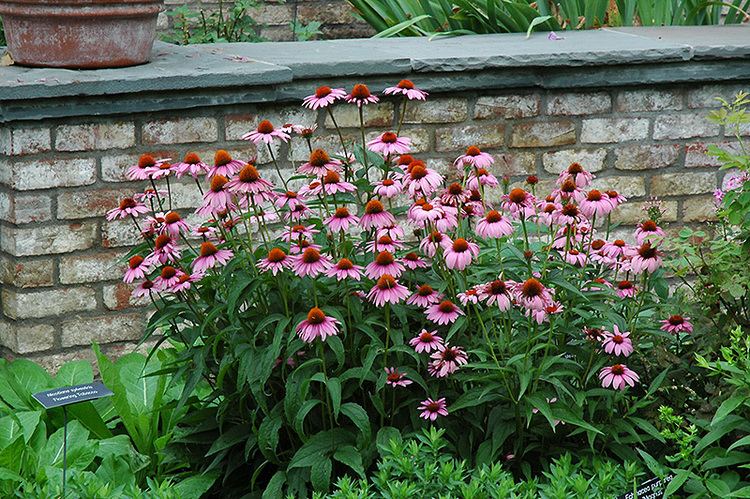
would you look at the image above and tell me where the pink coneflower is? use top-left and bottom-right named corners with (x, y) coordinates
top-left (563, 249), bottom-right (587, 267)
top-left (360, 200), bottom-right (396, 229)
top-left (296, 307), bottom-right (340, 343)
top-left (196, 175), bottom-right (237, 217)
top-left (555, 203), bottom-right (583, 226)
top-left (256, 248), bottom-right (292, 275)
top-left (407, 284), bottom-right (442, 308)
top-left (635, 220), bottom-right (666, 245)
top-left (660, 315), bottom-right (693, 334)
top-left (502, 188), bottom-right (536, 219)
top-left (373, 177), bottom-right (403, 198)
top-left (174, 152), bottom-right (210, 179)
top-left (418, 397), bottom-right (448, 421)
top-left (149, 160), bottom-right (176, 180)
top-left (602, 239), bottom-right (629, 259)
top-left (444, 238), bottom-right (479, 271)
top-left (458, 288), bottom-right (481, 306)
top-left (599, 364), bottom-right (640, 390)
top-left (303, 85), bottom-right (347, 109)
top-left (127, 154), bottom-right (169, 181)
top-left (425, 300), bottom-right (464, 325)
top-left (402, 252), bottom-right (428, 270)
top-left (602, 325), bottom-right (633, 357)
top-left (172, 271), bottom-right (205, 293)
top-left (208, 150), bottom-right (244, 178)
top-left (284, 224), bottom-right (319, 242)
top-left (367, 132), bottom-right (411, 156)
top-left (289, 240), bottom-right (321, 255)
top-left (106, 197), bottom-right (149, 221)
top-left (161, 211), bottom-right (191, 237)
top-left (324, 207), bottom-right (359, 233)
top-left (616, 280), bottom-right (637, 298)
top-left (419, 231), bottom-right (452, 258)
top-left (409, 329), bottom-right (444, 353)
top-left (192, 241), bottom-right (234, 272)
top-left (405, 163), bottom-right (444, 197)
top-left (580, 190), bottom-right (614, 218)
top-left (321, 170), bottom-right (356, 195)
top-left (154, 266), bottom-right (182, 291)
top-left (298, 149), bottom-right (343, 177)
top-left (466, 168), bottom-right (499, 190)
top-left (454, 145), bottom-right (495, 169)
top-left (366, 235), bottom-right (403, 253)
top-left (152, 234), bottom-right (181, 264)
top-left (514, 278), bottom-right (554, 310)
top-left (325, 258), bottom-right (363, 281)
top-left (606, 189), bottom-right (627, 206)
top-left (132, 279), bottom-right (156, 299)
top-left (293, 248), bottom-right (332, 278)
top-left (377, 223), bottom-right (405, 240)
top-left (135, 188), bottom-right (166, 203)
top-left (285, 203), bottom-right (312, 222)
top-left (365, 251), bottom-right (404, 279)
top-left (227, 163), bottom-right (274, 197)
top-left (476, 210), bottom-right (514, 239)
top-left (629, 243), bottom-right (662, 274)
top-left (429, 344), bottom-right (468, 377)
top-left (192, 225), bottom-right (219, 241)
top-left (434, 206), bottom-right (459, 233)
top-left (275, 190), bottom-right (306, 210)
top-left (367, 274), bottom-right (410, 307)
top-left (441, 182), bottom-right (470, 206)
top-left (385, 367), bottom-right (413, 387)
top-left (242, 119), bottom-right (290, 145)
top-left (345, 83), bottom-right (379, 107)
top-left (528, 301), bottom-right (564, 324)
top-left (557, 162), bottom-right (594, 188)
top-left (537, 201), bottom-right (560, 227)
top-left (553, 178), bottom-right (586, 204)
top-left (384, 79), bottom-right (428, 100)
top-left (480, 280), bottom-right (512, 311)
top-left (409, 200), bottom-right (444, 224)
top-left (124, 255), bottom-right (152, 283)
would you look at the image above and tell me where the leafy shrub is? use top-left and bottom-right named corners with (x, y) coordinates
top-left (0, 349), bottom-right (213, 497)
top-left (323, 427), bottom-right (645, 498)
top-left (347, 0), bottom-right (750, 38)
top-left (111, 79), bottom-right (687, 496)
top-left (670, 92), bottom-right (750, 332)
top-left (161, 0), bottom-right (263, 45)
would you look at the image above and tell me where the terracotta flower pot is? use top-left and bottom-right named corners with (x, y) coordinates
top-left (0, 0), bottom-right (164, 69)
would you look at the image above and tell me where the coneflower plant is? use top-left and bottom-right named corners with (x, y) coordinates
top-left (109, 79), bottom-right (687, 496)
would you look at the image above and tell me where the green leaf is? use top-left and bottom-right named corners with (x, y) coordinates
top-left (310, 457), bottom-right (333, 492)
top-left (376, 426), bottom-right (401, 456)
top-left (261, 471), bottom-right (286, 499)
top-left (712, 390), bottom-right (749, 425)
top-left (327, 377), bottom-right (342, 419)
top-left (665, 468), bottom-right (693, 497)
top-left (258, 411), bottom-right (283, 463)
top-left (526, 15), bottom-right (552, 37)
top-left (340, 402), bottom-right (371, 439)
top-left (289, 429), bottom-right (352, 469)
top-left (293, 399), bottom-right (322, 438)
top-left (333, 445), bottom-right (365, 478)
top-left (172, 471), bottom-right (219, 499)
top-left (54, 361), bottom-right (94, 387)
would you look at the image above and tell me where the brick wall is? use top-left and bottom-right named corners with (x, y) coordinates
top-left (158, 0), bottom-right (375, 41)
top-left (1, 80), bottom-right (744, 369)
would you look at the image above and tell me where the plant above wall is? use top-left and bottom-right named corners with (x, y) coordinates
top-left (346, 0), bottom-right (750, 38)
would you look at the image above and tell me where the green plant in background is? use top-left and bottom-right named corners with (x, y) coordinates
top-left (0, 17), bottom-right (5, 46)
top-left (0, 349), bottom-right (213, 498)
top-left (322, 427), bottom-right (645, 498)
top-left (347, 0), bottom-right (750, 38)
top-left (648, 327), bottom-right (750, 498)
top-left (670, 92), bottom-right (750, 331)
top-left (292, 20), bottom-right (324, 41)
top-left (162, 0), bottom-right (263, 45)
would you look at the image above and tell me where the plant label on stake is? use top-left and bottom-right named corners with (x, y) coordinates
top-left (33, 382), bottom-right (114, 497)
top-left (618, 474), bottom-right (675, 499)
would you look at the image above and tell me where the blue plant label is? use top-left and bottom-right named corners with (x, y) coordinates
top-left (618, 474), bottom-right (674, 499)
top-left (32, 381), bottom-right (114, 409)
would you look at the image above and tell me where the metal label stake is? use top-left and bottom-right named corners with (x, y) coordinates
top-left (33, 382), bottom-right (114, 497)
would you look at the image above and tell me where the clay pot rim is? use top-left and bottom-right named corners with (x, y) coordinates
top-left (0, 0), bottom-right (163, 17)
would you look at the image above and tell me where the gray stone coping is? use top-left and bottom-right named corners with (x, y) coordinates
top-left (1, 26), bottom-right (749, 122)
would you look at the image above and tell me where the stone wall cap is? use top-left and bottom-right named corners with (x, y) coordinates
top-left (2, 26), bottom-right (750, 121)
